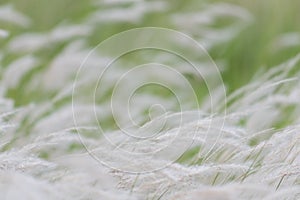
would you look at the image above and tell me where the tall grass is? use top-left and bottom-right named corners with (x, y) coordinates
top-left (0, 1), bottom-right (299, 199)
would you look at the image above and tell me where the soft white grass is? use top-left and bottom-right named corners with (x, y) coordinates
top-left (0, 2), bottom-right (299, 200)
top-left (0, 4), bottom-right (31, 27)
top-left (0, 29), bottom-right (9, 38)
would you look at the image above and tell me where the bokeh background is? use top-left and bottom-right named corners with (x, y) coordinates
top-left (1, 0), bottom-right (300, 92)
top-left (1, 0), bottom-right (300, 132)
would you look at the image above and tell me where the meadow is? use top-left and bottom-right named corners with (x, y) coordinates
top-left (0, 0), bottom-right (299, 199)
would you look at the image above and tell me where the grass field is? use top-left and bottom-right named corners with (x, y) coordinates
top-left (0, 1), bottom-right (300, 199)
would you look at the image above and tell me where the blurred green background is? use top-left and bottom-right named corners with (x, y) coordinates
top-left (1, 0), bottom-right (300, 93)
